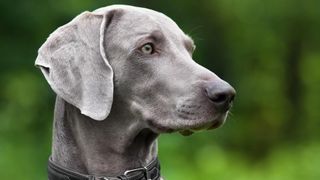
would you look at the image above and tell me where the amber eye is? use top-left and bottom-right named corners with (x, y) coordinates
top-left (140, 43), bottom-right (154, 54)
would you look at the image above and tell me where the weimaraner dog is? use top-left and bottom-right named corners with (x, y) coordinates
top-left (36, 5), bottom-right (235, 180)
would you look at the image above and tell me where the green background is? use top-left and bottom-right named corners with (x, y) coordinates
top-left (1, 0), bottom-right (319, 179)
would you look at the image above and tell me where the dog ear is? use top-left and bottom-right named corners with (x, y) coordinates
top-left (35, 9), bottom-right (120, 121)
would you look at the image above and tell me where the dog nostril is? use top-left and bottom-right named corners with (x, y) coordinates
top-left (208, 91), bottom-right (235, 105)
top-left (210, 93), bottom-right (228, 104)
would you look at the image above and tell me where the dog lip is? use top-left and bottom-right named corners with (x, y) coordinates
top-left (207, 119), bottom-right (224, 130)
top-left (179, 130), bottom-right (194, 136)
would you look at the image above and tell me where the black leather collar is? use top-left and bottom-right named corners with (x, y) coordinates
top-left (48, 156), bottom-right (161, 180)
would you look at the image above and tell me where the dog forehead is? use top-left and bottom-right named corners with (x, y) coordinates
top-left (95, 5), bottom-right (186, 39)
top-left (94, 5), bottom-right (173, 23)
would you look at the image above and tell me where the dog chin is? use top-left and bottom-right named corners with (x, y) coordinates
top-left (179, 114), bottom-right (227, 136)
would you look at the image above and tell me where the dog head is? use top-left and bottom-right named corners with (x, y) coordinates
top-left (36, 5), bottom-right (235, 135)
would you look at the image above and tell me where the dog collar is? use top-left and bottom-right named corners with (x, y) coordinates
top-left (48, 156), bottom-right (161, 180)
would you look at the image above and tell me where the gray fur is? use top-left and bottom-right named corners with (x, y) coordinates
top-left (35, 5), bottom-right (235, 178)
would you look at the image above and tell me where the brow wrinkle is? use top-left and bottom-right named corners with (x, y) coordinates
top-left (148, 30), bottom-right (164, 43)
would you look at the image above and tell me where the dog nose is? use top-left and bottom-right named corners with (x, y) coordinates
top-left (205, 81), bottom-right (236, 112)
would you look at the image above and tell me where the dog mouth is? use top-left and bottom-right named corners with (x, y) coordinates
top-left (145, 104), bottom-right (229, 135)
top-left (175, 102), bottom-right (228, 136)
top-left (179, 116), bottom-right (226, 136)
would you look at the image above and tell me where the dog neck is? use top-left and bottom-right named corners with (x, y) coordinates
top-left (51, 96), bottom-right (159, 176)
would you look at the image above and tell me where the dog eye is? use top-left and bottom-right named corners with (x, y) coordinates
top-left (140, 43), bottom-right (154, 54)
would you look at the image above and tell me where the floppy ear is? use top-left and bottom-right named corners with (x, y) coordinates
top-left (35, 10), bottom-right (118, 121)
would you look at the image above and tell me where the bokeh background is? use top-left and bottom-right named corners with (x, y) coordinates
top-left (1, 0), bottom-right (319, 179)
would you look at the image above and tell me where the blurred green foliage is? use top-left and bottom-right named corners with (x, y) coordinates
top-left (0, 0), bottom-right (319, 179)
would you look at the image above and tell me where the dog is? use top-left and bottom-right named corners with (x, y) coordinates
top-left (35, 5), bottom-right (235, 180)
